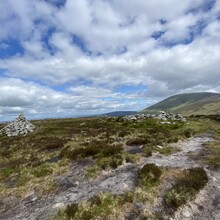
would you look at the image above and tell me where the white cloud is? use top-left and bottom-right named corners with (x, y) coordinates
top-left (0, 77), bottom-right (146, 121)
top-left (0, 0), bottom-right (220, 120)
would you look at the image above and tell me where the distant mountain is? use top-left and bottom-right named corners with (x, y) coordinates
top-left (142, 92), bottom-right (220, 116)
top-left (98, 111), bottom-right (137, 117)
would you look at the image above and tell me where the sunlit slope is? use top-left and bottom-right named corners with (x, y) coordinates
top-left (142, 92), bottom-right (220, 116)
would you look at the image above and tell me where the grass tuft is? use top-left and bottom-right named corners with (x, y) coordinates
top-left (137, 163), bottom-right (162, 188)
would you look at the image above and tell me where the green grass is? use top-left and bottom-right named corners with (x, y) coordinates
top-left (64, 142), bottom-right (123, 160)
top-left (54, 193), bottom-right (119, 220)
top-left (85, 153), bottom-right (139, 178)
top-left (203, 142), bottom-right (220, 168)
top-left (0, 167), bottom-right (20, 180)
top-left (0, 115), bottom-right (216, 204)
top-left (142, 92), bottom-right (220, 116)
top-left (32, 164), bottom-right (54, 178)
top-left (54, 192), bottom-right (146, 220)
top-left (195, 115), bottom-right (220, 168)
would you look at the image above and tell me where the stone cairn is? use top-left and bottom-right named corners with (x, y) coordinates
top-left (0, 113), bottom-right (35, 137)
top-left (122, 111), bottom-right (186, 123)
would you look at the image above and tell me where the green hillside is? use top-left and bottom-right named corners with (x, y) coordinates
top-left (142, 92), bottom-right (220, 116)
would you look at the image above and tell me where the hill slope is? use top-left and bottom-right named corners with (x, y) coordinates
top-left (142, 92), bottom-right (220, 116)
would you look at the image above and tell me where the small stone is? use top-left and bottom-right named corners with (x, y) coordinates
top-left (52, 203), bottom-right (65, 209)
top-left (157, 145), bottom-right (163, 149)
top-left (182, 210), bottom-right (191, 218)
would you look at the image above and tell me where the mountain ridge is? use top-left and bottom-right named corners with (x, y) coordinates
top-left (142, 92), bottom-right (220, 116)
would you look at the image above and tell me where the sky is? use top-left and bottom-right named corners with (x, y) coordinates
top-left (0, 0), bottom-right (220, 121)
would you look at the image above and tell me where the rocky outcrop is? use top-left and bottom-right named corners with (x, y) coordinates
top-left (0, 114), bottom-right (35, 137)
top-left (122, 111), bottom-right (186, 122)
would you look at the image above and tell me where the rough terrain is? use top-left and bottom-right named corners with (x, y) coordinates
top-left (0, 133), bottom-right (219, 220)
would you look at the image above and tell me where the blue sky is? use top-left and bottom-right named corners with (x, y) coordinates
top-left (0, 0), bottom-right (220, 121)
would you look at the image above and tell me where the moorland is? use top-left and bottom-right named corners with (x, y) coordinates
top-left (0, 114), bottom-right (220, 219)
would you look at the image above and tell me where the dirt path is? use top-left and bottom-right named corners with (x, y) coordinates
top-left (143, 134), bottom-right (213, 169)
top-left (0, 134), bottom-right (219, 220)
top-left (146, 134), bottom-right (220, 220)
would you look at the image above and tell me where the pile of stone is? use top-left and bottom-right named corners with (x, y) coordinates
top-left (122, 111), bottom-right (186, 122)
top-left (157, 111), bottom-right (186, 122)
top-left (123, 114), bottom-right (155, 121)
top-left (0, 113), bottom-right (35, 137)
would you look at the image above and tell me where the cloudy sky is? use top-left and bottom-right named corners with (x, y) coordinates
top-left (0, 0), bottom-right (220, 121)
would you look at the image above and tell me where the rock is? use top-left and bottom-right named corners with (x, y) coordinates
top-left (122, 111), bottom-right (186, 122)
top-left (52, 203), bottom-right (65, 209)
top-left (161, 121), bottom-right (171, 125)
top-left (157, 145), bottom-right (163, 149)
top-left (0, 113), bottom-right (35, 137)
top-left (23, 190), bottom-right (38, 204)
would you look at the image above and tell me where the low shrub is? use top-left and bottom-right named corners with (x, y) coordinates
top-left (65, 203), bottom-right (79, 219)
top-left (0, 167), bottom-right (19, 180)
top-left (143, 148), bottom-right (153, 157)
top-left (206, 156), bottom-right (220, 168)
top-left (137, 163), bottom-right (162, 187)
top-left (204, 142), bottom-right (220, 168)
top-left (118, 191), bottom-right (134, 206)
top-left (118, 130), bottom-right (130, 137)
top-left (157, 146), bottom-right (180, 155)
top-left (97, 155), bottom-right (123, 170)
top-left (167, 137), bottom-right (179, 143)
top-left (57, 193), bottom-right (117, 220)
top-left (32, 164), bottom-right (53, 178)
top-left (165, 167), bottom-right (208, 210)
top-left (67, 143), bottom-right (123, 160)
top-left (183, 129), bottom-right (193, 138)
top-left (16, 173), bottom-right (32, 186)
top-left (89, 195), bottom-right (102, 206)
top-left (124, 154), bottom-right (139, 163)
top-left (34, 137), bottom-right (65, 151)
top-left (126, 138), bottom-right (148, 146)
top-left (85, 165), bottom-right (101, 178)
top-left (44, 141), bottom-right (64, 151)
top-left (109, 157), bottom-right (123, 169)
